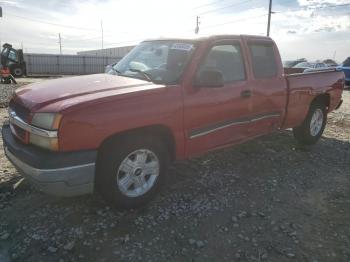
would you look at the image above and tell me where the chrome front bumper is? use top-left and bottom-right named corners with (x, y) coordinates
top-left (5, 147), bottom-right (95, 196)
top-left (2, 124), bottom-right (96, 197)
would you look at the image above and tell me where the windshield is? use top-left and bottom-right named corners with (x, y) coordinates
top-left (109, 40), bottom-right (196, 84)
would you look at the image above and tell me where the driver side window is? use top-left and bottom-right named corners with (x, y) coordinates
top-left (198, 44), bottom-right (246, 83)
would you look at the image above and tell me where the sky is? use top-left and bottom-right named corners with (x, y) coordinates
top-left (0, 0), bottom-right (349, 62)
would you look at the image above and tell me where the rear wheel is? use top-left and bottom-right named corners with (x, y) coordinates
top-left (96, 135), bottom-right (169, 209)
top-left (293, 101), bottom-right (327, 145)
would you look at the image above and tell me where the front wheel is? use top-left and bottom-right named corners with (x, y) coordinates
top-left (293, 101), bottom-right (327, 145)
top-left (96, 135), bottom-right (169, 209)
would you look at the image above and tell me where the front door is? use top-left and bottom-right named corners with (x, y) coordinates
top-left (184, 39), bottom-right (253, 156)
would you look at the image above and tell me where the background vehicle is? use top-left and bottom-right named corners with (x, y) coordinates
top-left (285, 61), bottom-right (329, 74)
top-left (338, 57), bottom-right (350, 86)
top-left (2, 35), bottom-right (344, 208)
top-left (323, 59), bottom-right (338, 67)
top-left (283, 58), bottom-right (307, 68)
top-left (0, 43), bottom-right (26, 77)
top-left (303, 62), bottom-right (329, 72)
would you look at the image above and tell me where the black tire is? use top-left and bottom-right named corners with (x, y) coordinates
top-left (1, 78), bottom-right (11, 84)
top-left (345, 81), bottom-right (350, 88)
top-left (95, 135), bottom-right (169, 209)
top-left (292, 101), bottom-right (327, 145)
top-left (11, 67), bottom-right (24, 77)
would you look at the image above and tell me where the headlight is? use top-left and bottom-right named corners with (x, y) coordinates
top-left (31, 113), bottom-right (62, 130)
top-left (29, 113), bottom-right (62, 151)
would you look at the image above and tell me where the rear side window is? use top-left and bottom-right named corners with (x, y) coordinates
top-left (199, 44), bottom-right (246, 83)
top-left (249, 43), bottom-right (277, 78)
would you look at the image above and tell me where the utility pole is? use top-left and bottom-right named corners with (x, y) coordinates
top-left (101, 20), bottom-right (104, 49)
top-left (195, 16), bottom-right (200, 34)
top-left (267, 0), bottom-right (272, 37)
top-left (58, 33), bottom-right (62, 55)
top-left (0, 6), bottom-right (3, 49)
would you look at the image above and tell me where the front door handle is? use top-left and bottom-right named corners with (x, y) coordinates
top-left (240, 90), bottom-right (252, 98)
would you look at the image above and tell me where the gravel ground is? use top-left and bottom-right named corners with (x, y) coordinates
top-left (0, 82), bottom-right (349, 262)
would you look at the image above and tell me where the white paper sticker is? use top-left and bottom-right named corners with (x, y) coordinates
top-left (171, 43), bottom-right (193, 51)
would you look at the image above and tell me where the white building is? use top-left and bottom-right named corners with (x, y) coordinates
top-left (77, 45), bottom-right (135, 58)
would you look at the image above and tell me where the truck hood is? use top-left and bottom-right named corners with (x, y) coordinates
top-left (14, 74), bottom-right (158, 111)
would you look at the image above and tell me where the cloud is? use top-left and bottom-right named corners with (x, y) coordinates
top-left (273, 4), bottom-right (350, 35)
top-left (0, 0), bottom-right (349, 61)
top-left (297, 0), bottom-right (350, 7)
top-left (275, 30), bottom-right (350, 62)
top-left (0, 0), bottom-right (19, 5)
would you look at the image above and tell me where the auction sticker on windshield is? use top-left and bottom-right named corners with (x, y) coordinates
top-left (171, 43), bottom-right (193, 51)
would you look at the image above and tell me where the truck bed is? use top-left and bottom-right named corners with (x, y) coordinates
top-left (283, 69), bottom-right (344, 129)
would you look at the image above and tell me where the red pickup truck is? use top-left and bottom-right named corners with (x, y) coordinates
top-left (2, 35), bottom-right (344, 208)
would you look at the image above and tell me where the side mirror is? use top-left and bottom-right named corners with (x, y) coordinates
top-left (195, 70), bottom-right (224, 88)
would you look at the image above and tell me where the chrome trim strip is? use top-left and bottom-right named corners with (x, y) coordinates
top-left (189, 113), bottom-right (281, 139)
top-left (9, 109), bottom-right (58, 138)
top-left (190, 120), bottom-right (249, 139)
top-left (250, 113), bottom-right (281, 122)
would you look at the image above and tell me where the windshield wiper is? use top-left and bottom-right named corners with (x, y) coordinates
top-left (111, 68), bottom-right (122, 74)
top-left (128, 68), bottom-right (153, 82)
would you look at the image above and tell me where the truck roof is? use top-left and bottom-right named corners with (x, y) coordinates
top-left (143, 34), bottom-right (272, 43)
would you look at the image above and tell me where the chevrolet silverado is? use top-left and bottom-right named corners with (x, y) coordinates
top-left (2, 35), bottom-right (344, 208)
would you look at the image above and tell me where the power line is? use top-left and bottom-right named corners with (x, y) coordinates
top-left (192, 0), bottom-right (226, 10)
top-left (103, 38), bottom-right (144, 47)
top-left (193, 0), bottom-right (293, 13)
top-left (201, 13), bottom-right (268, 30)
top-left (97, 13), bottom-right (269, 47)
top-left (197, 0), bottom-right (254, 16)
top-left (6, 12), bottom-right (100, 31)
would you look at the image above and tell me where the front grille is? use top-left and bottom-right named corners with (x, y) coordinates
top-left (11, 124), bottom-right (27, 141)
top-left (8, 100), bottom-right (30, 143)
top-left (9, 100), bottom-right (30, 122)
